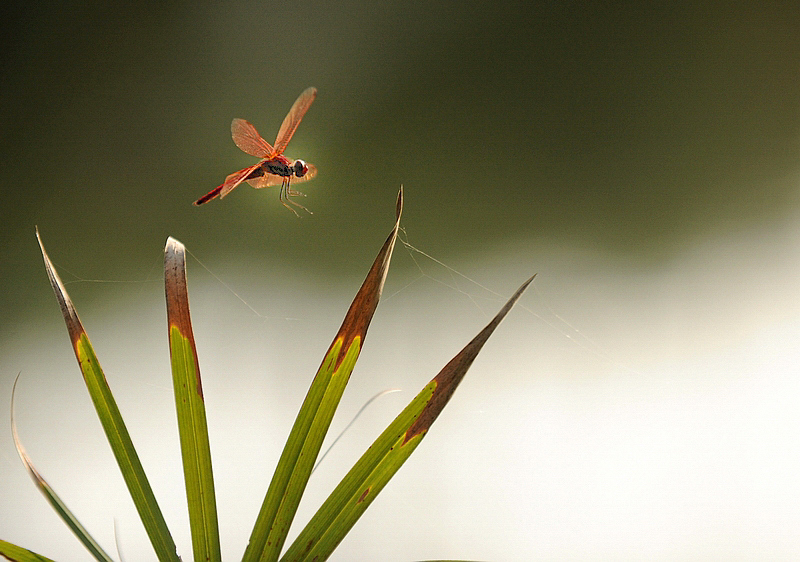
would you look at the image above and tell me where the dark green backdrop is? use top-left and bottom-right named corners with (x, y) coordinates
top-left (2, 1), bottom-right (797, 323)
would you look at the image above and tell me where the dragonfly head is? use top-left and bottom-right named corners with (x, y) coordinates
top-left (293, 159), bottom-right (309, 178)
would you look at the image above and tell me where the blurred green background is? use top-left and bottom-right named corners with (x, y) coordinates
top-left (2, 1), bottom-right (796, 320)
top-left (2, 1), bottom-right (799, 560)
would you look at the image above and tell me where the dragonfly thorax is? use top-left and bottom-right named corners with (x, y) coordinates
top-left (261, 158), bottom-right (292, 177)
top-left (260, 158), bottom-right (308, 179)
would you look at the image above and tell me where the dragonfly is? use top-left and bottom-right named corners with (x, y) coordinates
top-left (194, 87), bottom-right (317, 215)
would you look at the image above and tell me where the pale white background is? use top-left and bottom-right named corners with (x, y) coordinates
top-left (2, 203), bottom-right (799, 560)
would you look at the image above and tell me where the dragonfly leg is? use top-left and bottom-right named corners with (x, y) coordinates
top-left (279, 180), bottom-right (301, 217)
top-left (281, 179), bottom-right (313, 215)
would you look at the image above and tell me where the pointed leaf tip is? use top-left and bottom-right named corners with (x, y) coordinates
top-left (242, 197), bottom-right (403, 562)
top-left (11, 374), bottom-right (116, 562)
top-left (36, 229), bottom-right (84, 346)
top-left (404, 274), bottom-right (535, 443)
top-left (396, 186), bottom-right (403, 220)
top-left (10, 373), bottom-right (31, 473)
top-left (503, 274), bottom-right (536, 312)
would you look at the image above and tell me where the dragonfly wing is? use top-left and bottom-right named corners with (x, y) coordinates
top-left (231, 118), bottom-right (274, 158)
top-left (273, 87), bottom-right (317, 155)
top-left (219, 164), bottom-right (262, 198)
top-left (246, 174), bottom-right (284, 189)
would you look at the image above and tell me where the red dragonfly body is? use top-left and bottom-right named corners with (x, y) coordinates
top-left (194, 87), bottom-right (317, 214)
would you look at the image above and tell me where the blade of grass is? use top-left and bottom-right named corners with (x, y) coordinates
top-left (0, 540), bottom-right (56, 562)
top-left (165, 237), bottom-right (222, 562)
top-left (242, 188), bottom-right (404, 562)
top-left (10, 375), bottom-right (114, 562)
top-left (282, 276), bottom-right (535, 562)
top-left (36, 228), bottom-right (180, 562)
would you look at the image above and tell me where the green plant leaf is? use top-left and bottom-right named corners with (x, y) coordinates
top-left (164, 237), bottom-right (222, 562)
top-left (36, 228), bottom-right (180, 562)
top-left (281, 276), bottom-right (535, 562)
top-left (0, 540), bottom-right (56, 562)
top-left (10, 375), bottom-right (114, 562)
top-left (242, 188), bottom-right (404, 562)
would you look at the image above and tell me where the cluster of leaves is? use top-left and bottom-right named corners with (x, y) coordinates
top-left (1, 190), bottom-right (532, 561)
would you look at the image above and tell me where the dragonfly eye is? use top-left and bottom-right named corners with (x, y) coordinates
top-left (293, 160), bottom-right (308, 177)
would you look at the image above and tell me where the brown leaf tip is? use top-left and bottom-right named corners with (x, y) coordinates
top-left (164, 236), bottom-right (185, 259)
top-left (395, 186), bottom-right (404, 220)
top-left (403, 275), bottom-right (535, 444)
top-left (36, 228), bottom-right (86, 345)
